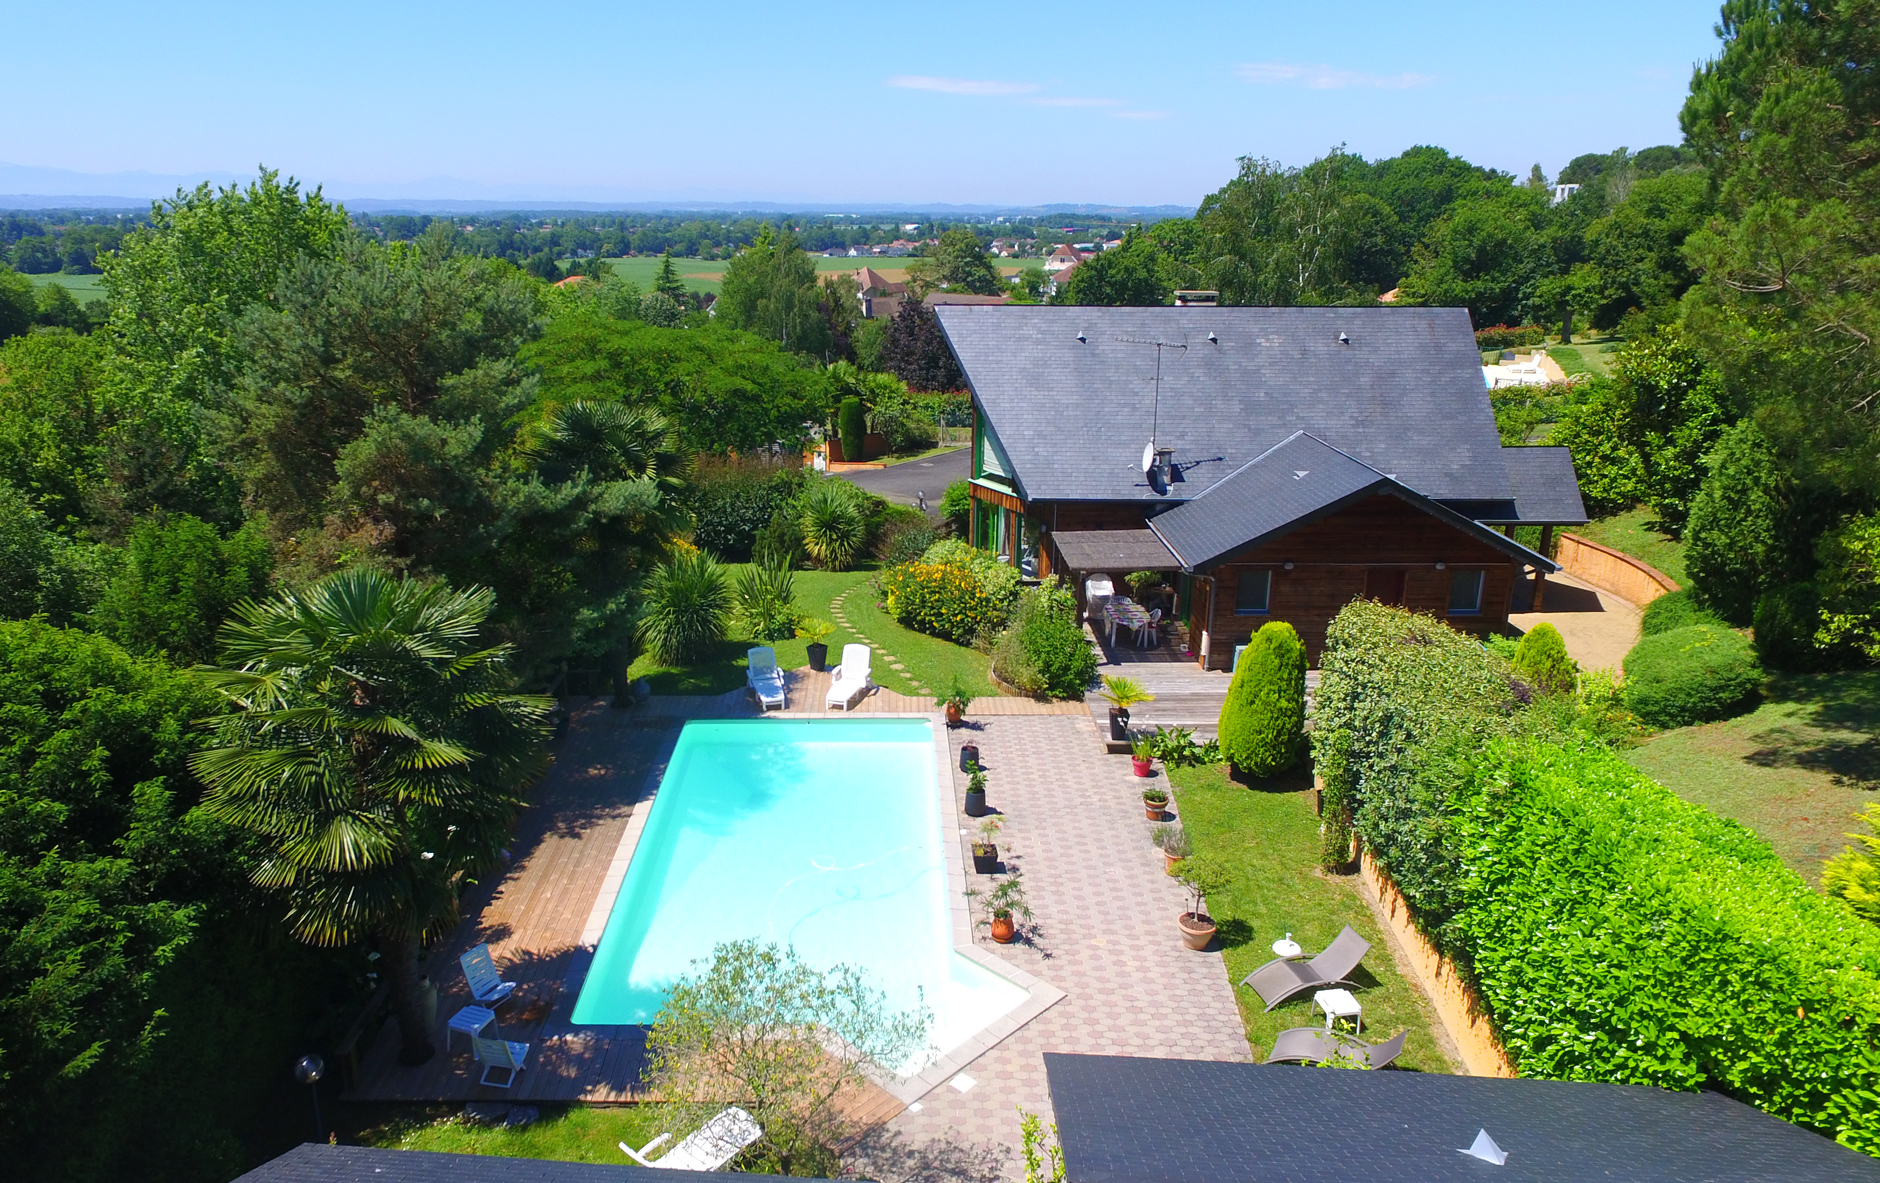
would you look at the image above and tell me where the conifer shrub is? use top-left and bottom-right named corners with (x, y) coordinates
top-left (1216, 621), bottom-right (1306, 778)
top-left (837, 396), bottom-right (866, 462)
top-left (1511, 622), bottom-right (1576, 693)
top-left (1622, 623), bottom-right (1761, 728)
top-left (1640, 588), bottom-right (1726, 636)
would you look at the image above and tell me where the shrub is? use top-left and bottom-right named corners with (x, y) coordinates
top-left (637, 549), bottom-right (732, 664)
top-left (872, 504), bottom-right (936, 565)
top-left (1217, 621), bottom-right (1307, 778)
top-left (1640, 588), bottom-right (1725, 636)
top-left (1473, 324), bottom-right (1548, 349)
top-left (1622, 623), bottom-right (1761, 728)
top-left (1446, 739), bottom-right (1880, 1152)
top-left (1824, 803), bottom-right (1880, 926)
top-left (922, 538), bottom-right (1021, 605)
top-left (939, 480), bottom-right (971, 537)
top-left (684, 461), bottom-right (804, 561)
top-left (798, 480), bottom-right (866, 570)
top-left (733, 562), bottom-right (798, 642)
top-left (837, 396), bottom-right (866, 462)
top-left (992, 579), bottom-right (1095, 699)
top-left (1816, 511), bottom-right (1880, 662)
top-left (1754, 583), bottom-right (1853, 672)
top-left (752, 503), bottom-right (804, 569)
top-left (1483, 633), bottom-right (1519, 660)
top-left (879, 561), bottom-right (1004, 645)
top-left (1685, 420), bottom-right (1784, 624)
top-left (1511, 622), bottom-right (1576, 694)
top-left (1547, 382), bottom-right (1645, 517)
top-left (88, 515), bottom-right (272, 664)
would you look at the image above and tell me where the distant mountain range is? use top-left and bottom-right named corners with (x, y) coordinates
top-left (0, 162), bottom-right (1192, 219)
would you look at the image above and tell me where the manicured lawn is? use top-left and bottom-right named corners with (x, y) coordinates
top-left (1166, 761), bottom-right (1456, 1072)
top-left (1626, 668), bottom-right (1880, 885)
top-left (1549, 335), bottom-right (1621, 378)
top-left (624, 563), bottom-right (998, 699)
top-left (359, 1104), bottom-right (669, 1163)
top-left (1546, 345), bottom-right (1594, 377)
top-left (1575, 506), bottom-right (1688, 585)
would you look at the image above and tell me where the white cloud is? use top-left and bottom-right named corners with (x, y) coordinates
top-left (1236, 62), bottom-right (1437, 90)
top-left (887, 75), bottom-right (1041, 96)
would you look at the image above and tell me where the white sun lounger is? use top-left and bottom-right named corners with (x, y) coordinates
top-left (460, 943), bottom-right (517, 1008)
top-left (621, 1106), bottom-right (764, 1171)
top-left (470, 1035), bottom-right (530, 1088)
top-left (825, 643), bottom-right (873, 710)
top-left (747, 646), bottom-right (787, 710)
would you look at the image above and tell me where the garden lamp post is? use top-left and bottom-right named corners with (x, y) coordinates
top-left (293, 1054), bottom-right (326, 1142)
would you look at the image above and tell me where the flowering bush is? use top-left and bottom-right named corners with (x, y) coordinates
top-left (1474, 324), bottom-right (1548, 349)
top-left (880, 560), bottom-right (1006, 644)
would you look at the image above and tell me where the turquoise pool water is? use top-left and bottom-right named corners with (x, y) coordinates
top-left (570, 718), bottom-right (1027, 1068)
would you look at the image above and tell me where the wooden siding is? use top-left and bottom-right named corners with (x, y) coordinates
top-left (1040, 502), bottom-right (1153, 532)
top-left (1195, 494), bottom-right (1521, 667)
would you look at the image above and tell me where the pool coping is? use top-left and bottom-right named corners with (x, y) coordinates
top-left (544, 712), bottom-right (1065, 1107)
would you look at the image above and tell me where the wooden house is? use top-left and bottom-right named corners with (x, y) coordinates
top-left (932, 305), bottom-right (1588, 667)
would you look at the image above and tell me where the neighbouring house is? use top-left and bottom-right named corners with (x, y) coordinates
top-left (934, 305), bottom-right (1588, 667)
top-left (854, 266), bottom-right (907, 319)
top-left (926, 292), bottom-right (1011, 307)
top-left (1044, 1053), bottom-right (1880, 1183)
top-left (1043, 244), bottom-right (1087, 272)
top-left (1378, 286), bottom-right (1401, 303)
top-left (1046, 261), bottom-right (1079, 298)
top-left (1553, 182), bottom-right (1582, 205)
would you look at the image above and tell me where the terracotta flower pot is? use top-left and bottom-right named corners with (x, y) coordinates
top-left (1163, 851), bottom-right (1184, 874)
top-left (1177, 911), bottom-right (1217, 951)
top-left (1143, 798), bottom-right (1168, 820)
top-left (1132, 756), bottom-right (1152, 777)
top-left (990, 914), bottom-right (1017, 944)
top-left (945, 703), bottom-right (963, 727)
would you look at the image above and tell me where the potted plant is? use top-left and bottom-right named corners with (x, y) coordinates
top-left (959, 741), bottom-right (981, 772)
top-left (942, 677), bottom-right (975, 728)
top-left (1141, 785), bottom-right (1170, 820)
top-left (978, 870), bottom-right (1031, 944)
top-left (1098, 675), bottom-right (1154, 741)
top-left (1173, 854), bottom-right (1231, 950)
top-left (971, 817), bottom-right (1002, 875)
top-left (1130, 735), bottom-right (1155, 778)
top-left (965, 768), bottom-right (989, 817)
top-left (797, 618), bottom-right (835, 671)
top-left (1153, 824), bottom-right (1191, 873)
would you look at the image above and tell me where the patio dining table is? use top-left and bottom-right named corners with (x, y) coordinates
top-left (1104, 598), bottom-right (1152, 647)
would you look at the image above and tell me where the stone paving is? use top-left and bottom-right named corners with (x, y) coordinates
top-left (847, 715), bottom-right (1250, 1183)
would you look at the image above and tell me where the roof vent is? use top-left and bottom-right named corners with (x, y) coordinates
top-left (1207, 331), bottom-right (1218, 343)
top-left (1458, 1130), bottom-right (1507, 1166)
top-left (1292, 470), bottom-right (1309, 480)
top-left (1076, 331), bottom-right (1087, 343)
top-left (1338, 331), bottom-right (1350, 345)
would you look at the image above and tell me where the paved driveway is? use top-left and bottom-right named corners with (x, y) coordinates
top-left (1509, 570), bottom-right (1643, 672)
top-left (840, 448), bottom-right (970, 510)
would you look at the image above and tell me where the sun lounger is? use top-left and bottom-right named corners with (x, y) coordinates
top-left (1240, 925), bottom-right (1369, 1010)
top-left (621, 1106), bottom-right (764, 1171)
top-left (470, 1035), bottom-right (530, 1088)
top-left (747, 646), bottom-right (786, 710)
top-left (1264, 1027), bottom-right (1407, 1069)
top-left (460, 943), bottom-right (517, 1008)
top-left (825, 643), bottom-right (872, 710)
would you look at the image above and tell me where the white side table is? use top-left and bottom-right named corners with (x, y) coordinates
top-left (448, 1004), bottom-right (496, 1053)
top-left (1271, 934), bottom-right (1303, 959)
top-left (1313, 988), bottom-right (1362, 1034)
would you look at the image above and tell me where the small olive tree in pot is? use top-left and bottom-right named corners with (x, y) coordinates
top-left (1173, 854), bottom-right (1232, 950)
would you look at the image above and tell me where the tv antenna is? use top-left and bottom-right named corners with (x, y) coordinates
top-left (1116, 336), bottom-right (1187, 492)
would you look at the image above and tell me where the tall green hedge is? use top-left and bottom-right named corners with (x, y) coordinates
top-left (1217, 621), bottom-right (1306, 777)
top-left (1449, 740), bottom-right (1880, 1152)
top-left (837, 396), bottom-right (865, 462)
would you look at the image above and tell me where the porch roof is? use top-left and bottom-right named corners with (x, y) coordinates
top-left (1051, 528), bottom-right (1179, 572)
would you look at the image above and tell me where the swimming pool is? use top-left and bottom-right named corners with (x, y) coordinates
top-left (570, 717), bottom-right (1028, 1071)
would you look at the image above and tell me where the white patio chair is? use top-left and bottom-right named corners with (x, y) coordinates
top-left (621, 1107), bottom-right (764, 1171)
top-left (470, 1035), bottom-right (530, 1088)
top-left (746, 646), bottom-right (786, 710)
top-left (460, 943), bottom-right (517, 1008)
top-left (1140, 607), bottom-right (1162, 647)
top-left (825, 643), bottom-right (872, 710)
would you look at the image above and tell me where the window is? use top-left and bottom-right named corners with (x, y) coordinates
top-left (1235, 569), bottom-right (1271, 615)
top-left (1448, 569), bottom-right (1485, 615)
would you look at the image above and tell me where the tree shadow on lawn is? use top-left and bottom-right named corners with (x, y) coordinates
top-left (1742, 669), bottom-right (1880, 789)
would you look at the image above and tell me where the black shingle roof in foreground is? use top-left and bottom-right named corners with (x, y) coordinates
top-left (935, 305), bottom-right (1511, 504)
top-left (1044, 1053), bottom-right (1880, 1183)
top-left (232, 1144), bottom-right (787, 1183)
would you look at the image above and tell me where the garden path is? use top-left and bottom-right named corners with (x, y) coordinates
top-left (846, 715), bottom-right (1250, 1183)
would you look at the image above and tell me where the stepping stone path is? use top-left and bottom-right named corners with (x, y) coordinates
top-left (826, 587), bottom-right (925, 695)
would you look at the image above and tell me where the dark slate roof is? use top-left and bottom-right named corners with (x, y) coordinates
top-left (235, 1145), bottom-right (788, 1183)
top-left (1500, 446), bottom-right (1589, 524)
top-left (1146, 433), bottom-right (1555, 572)
top-left (934, 305), bottom-right (1511, 504)
top-left (1044, 1053), bottom-right (1880, 1183)
top-left (1052, 529), bottom-right (1179, 571)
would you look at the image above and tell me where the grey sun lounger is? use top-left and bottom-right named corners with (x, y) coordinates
top-left (1240, 925), bottom-right (1370, 1010)
top-left (1265, 1027), bottom-right (1408, 1069)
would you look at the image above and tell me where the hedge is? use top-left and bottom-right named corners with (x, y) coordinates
top-left (1448, 740), bottom-right (1880, 1152)
top-left (1639, 588), bottom-right (1725, 636)
top-left (1622, 623), bottom-right (1760, 728)
top-left (992, 579), bottom-right (1096, 699)
top-left (1217, 620), bottom-right (1306, 776)
top-left (1474, 324), bottom-right (1548, 349)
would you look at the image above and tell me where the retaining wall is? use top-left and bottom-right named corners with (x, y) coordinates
top-left (1555, 532), bottom-right (1680, 607)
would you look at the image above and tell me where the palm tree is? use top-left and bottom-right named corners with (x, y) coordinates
top-left (190, 567), bottom-right (552, 1064)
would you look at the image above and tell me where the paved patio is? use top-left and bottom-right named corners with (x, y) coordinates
top-left (1510, 569), bottom-right (1643, 672)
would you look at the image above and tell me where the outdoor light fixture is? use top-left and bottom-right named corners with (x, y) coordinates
top-left (1435, 562), bottom-right (1447, 570)
top-left (1282, 561), bottom-right (1294, 570)
top-left (293, 1054), bottom-right (326, 1142)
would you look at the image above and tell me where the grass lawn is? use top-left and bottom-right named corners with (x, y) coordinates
top-left (1574, 506), bottom-right (1688, 585)
top-left (1549, 334), bottom-right (1621, 378)
top-left (624, 563), bottom-right (997, 700)
top-left (25, 271), bottom-right (105, 297)
top-left (358, 1104), bottom-right (669, 1163)
top-left (1626, 668), bottom-right (1880, 885)
top-left (1166, 761), bottom-right (1456, 1072)
top-left (598, 256), bottom-right (1035, 297)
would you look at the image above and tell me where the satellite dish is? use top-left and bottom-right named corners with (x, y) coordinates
top-left (1142, 441), bottom-right (1157, 473)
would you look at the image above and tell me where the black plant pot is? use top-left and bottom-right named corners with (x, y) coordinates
top-left (806, 642), bottom-right (828, 672)
top-left (1109, 707), bottom-right (1130, 741)
top-left (965, 789), bottom-right (988, 818)
top-left (972, 845), bottom-right (999, 874)
top-left (959, 743), bottom-right (980, 772)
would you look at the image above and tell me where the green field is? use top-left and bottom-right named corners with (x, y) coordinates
top-left (24, 271), bottom-right (105, 298)
top-left (598, 255), bottom-right (1035, 296)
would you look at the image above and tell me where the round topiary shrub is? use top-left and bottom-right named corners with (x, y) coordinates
top-left (1511, 622), bottom-right (1576, 694)
top-left (1622, 623), bottom-right (1762, 728)
top-left (1640, 588), bottom-right (1726, 637)
top-left (1217, 621), bottom-right (1307, 778)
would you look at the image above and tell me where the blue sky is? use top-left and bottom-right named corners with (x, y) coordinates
top-left (1, 0), bottom-right (1726, 207)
